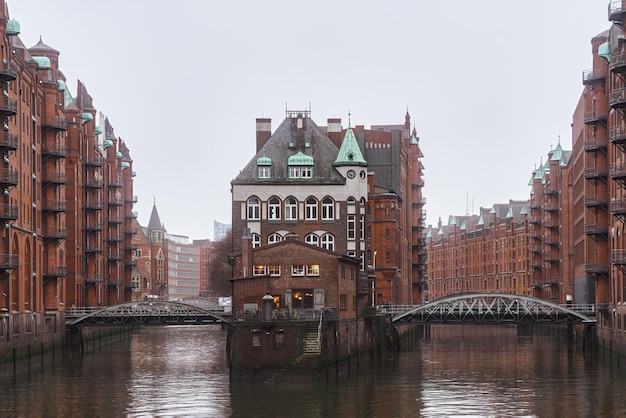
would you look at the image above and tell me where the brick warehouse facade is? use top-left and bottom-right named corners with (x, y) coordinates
top-left (0, 3), bottom-right (136, 355)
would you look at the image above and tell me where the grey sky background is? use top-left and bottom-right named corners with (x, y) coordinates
top-left (8, 1), bottom-right (609, 239)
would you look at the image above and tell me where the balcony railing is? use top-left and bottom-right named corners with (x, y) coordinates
top-left (0, 97), bottom-right (17, 115)
top-left (41, 115), bottom-right (67, 130)
top-left (84, 179), bottom-right (103, 188)
top-left (582, 68), bottom-right (608, 84)
top-left (610, 87), bottom-right (626, 108)
top-left (42, 199), bottom-right (68, 212)
top-left (585, 195), bottom-right (608, 207)
top-left (85, 274), bottom-right (104, 283)
top-left (42, 171), bottom-right (67, 184)
top-left (612, 250), bottom-right (626, 265)
top-left (84, 155), bottom-right (103, 166)
top-left (0, 204), bottom-right (18, 220)
top-left (0, 168), bottom-right (17, 186)
top-left (610, 125), bottom-right (626, 145)
top-left (585, 262), bottom-right (610, 274)
top-left (42, 227), bottom-right (68, 239)
top-left (108, 179), bottom-right (123, 188)
top-left (584, 167), bottom-right (608, 179)
top-left (611, 162), bottom-right (626, 179)
top-left (0, 63), bottom-right (17, 81)
top-left (609, 0), bottom-right (626, 22)
top-left (585, 224), bottom-right (608, 235)
top-left (0, 132), bottom-right (17, 151)
top-left (611, 198), bottom-right (626, 215)
top-left (43, 265), bottom-right (68, 277)
top-left (41, 145), bottom-right (67, 158)
top-left (84, 223), bottom-right (103, 231)
top-left (0, 254), bottom-right (18, 269)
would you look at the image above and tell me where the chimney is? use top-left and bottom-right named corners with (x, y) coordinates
top-left (327, 118), bottom-right (342, 148)
top-left (256, 118), bottom-right (271, 153)
top-left (241, 228), bottom-right (253, 277)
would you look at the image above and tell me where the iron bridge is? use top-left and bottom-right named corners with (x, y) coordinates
top-left (66, 300), bottom-right (229, 327)
top-left (392, 293), bottom-right (597, 325)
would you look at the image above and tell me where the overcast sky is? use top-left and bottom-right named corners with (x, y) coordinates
top-left (8, 1), bottom-right (610, 239)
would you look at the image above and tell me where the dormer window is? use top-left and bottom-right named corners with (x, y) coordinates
top-left (287, 151), bottom-right (314, 179)
top-left (256, 156), bottom-right (272, 179)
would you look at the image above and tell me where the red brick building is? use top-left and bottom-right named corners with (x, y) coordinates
top-left (230, 109), bottom-right (370, 315)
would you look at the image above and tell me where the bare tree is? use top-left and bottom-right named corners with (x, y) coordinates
top-left (208, 229), bottom-right (233, 296)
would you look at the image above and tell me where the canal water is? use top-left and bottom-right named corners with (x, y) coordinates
top-left (1, 324), bottom-right (626, 417)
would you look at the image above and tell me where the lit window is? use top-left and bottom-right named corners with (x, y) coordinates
top-left (322, 198), bottom-right (334, 220)
top-left (285, 197), bottom-right (297, 220)
top-left (253, 265), bottom-right (267, 276)
top-left (305, 233), bottom-right (319, 246)
top-left (321, 234), bottom-right (334, 251)
top-left (305, 197), bottom-right (318, 220)
top-left (247, 197), bottom-right (260, 220)
top-left (268, 265), bottom-right (281, 276)
top-left (268, 197), bottom-right (281, 220)
top-left (268, 233), bottom-right (282, 245)
top-left (307, 264), bottom-right (319, 276)
top-left (292, 265), bottom-right (305, 276)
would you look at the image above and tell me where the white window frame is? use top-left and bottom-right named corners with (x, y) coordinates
top-left (306, 264), bottom-right (319, 276)
top-left (300, 166), bottom-right (312, 178)
top-left (292, 265), bottom-right (305, 276)
top-left (268, 197), bottom-right (281, 220)
top-left (258, 165), bottom-right (271, 179)
top-left (347, 215), bottom-right (356, 240)
top-left (289, 166), bottom-right (300, 178)
top-left (268, 233), bottom-right (282, 245)
top-left (322, 198), bottom-right (334, 220)
top-left (321, 233), bottom-right (334, 251)
top-left (305, 233), bottom-right (319, 246)
top-left (253, 265), bottom-right (267, 276)
top-left (305, 197), bottom-right (318, 220)
top-left (247, 197), bottom-right (260, 220)
top-left (285, 197), bottom-right (297, 220)
top-left (268, 265), bottom-right (281, 276)
top-left (252, 233), bottom-right (261, 248)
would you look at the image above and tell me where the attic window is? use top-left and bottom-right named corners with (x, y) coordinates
top-left (347, 151), bottom-right (354, 161)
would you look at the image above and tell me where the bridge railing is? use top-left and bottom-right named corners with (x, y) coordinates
top-left (378, 303), bottom-right (598, 316)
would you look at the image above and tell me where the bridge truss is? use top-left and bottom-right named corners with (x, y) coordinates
top-left (392, 293), bottom-right (596, 325)
top-left (66, 301), bottom-right (229, 327)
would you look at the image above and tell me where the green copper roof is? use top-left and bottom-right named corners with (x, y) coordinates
top-left (550, 141), bottom-right (563, 162)
top-left (334, 126), bottom-right (366, 166)
top-left (490, 205), bottom-right (496, 214)
top-left (449, 215), bottom-right (457, 226)
top-left (121, 161), bottom-right (130, 170)
top-left (599, 40), bottom-right (611, 62)
top-left (95, 126), bottom-right (103, 135)
top-left (426, 229), bottom-right (432, 238)
top-left (477, 214), bottom-right (485, 226)
top-left (460, 221), bottom-right (466, 231)
top-left (534, 162), bottom-right (545, 180)
top-left (103, 139), bottom-right (113, 149)
top-left (6, 19), bottom-right (20, 36)
top-left (81, 112), bottom-right (93, 124)
top-left (410, 133), bottom-right (419, 145)
top-left (32, 56), bottom-right (50, 69)
top-left (57, 80), bottom-right (66, 92)
top-left (520, 205), bottom-right (528, 215)
top-left (132, 171), bottom-right (137, 177)
top-left (506, 208), bottom-right (513, 219)
top-left (116, 151), bottom-right (123, 159)
top-left (256, 155), bottom-right (272, 166)
top-left (288, 151), bottom-right (314, 166)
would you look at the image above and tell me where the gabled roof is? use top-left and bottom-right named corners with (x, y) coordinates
top-left (148, 202), bottom-right (164, 230)
top-left (232, 116), bottom-right (345, 185)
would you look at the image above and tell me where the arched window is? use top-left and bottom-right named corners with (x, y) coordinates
top-left (247, 197), bottom-right (260, 220)
top-left (305, 233), bottom-right (319, 247)
top-left (321, 233), bottom-right (334, 251)
top-left (285, 197), bottom-right (297, 220)
top-left (268, 233), bottom-right (282, 245)
top-left (251, 233), bottom-right (261, 248)
top-left (322, 197), bottom-right (334, 220)
top-left (268, 197), bottom-right (281, 220)
top-left (305, 197), bottom-right (318, 220)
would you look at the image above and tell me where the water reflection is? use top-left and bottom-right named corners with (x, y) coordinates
top-left (1, 324), bottom-right (626, 417)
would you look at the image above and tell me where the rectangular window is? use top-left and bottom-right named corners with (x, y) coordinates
top-left (340, 294), bottom-right (347, 310)
top-left (292, 265), bottom-right (305, 276)
top-left (135, 249), bottom-right (142, 258)
top-left (258, 166), bottom-right (270, 179)
top-left (347, 215), bottom-right (355, 240)
top-left (300, 166), bottom-right (312, 178)
top-left (306, 264), bottom-right (319, 276)
top-left (253, 265), bottom-right (267, 276)
top-left (268, 265), bottom-right (281, 276)
top-left (289, 167), bottom-right (300, 178)
top-left (360, 217), bottom-right (365, 240)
